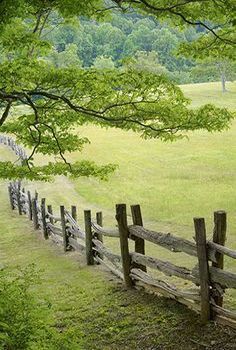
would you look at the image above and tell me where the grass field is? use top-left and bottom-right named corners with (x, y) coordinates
top-left (7, 81), bottom-right (233, 307)
top-left (1, 183), bottom-right (236, 349)
top-left (67, 82), bottom-right (236, 242)
top-left (181, 81), bottom-right (236, 109)
top-left (1, 81), bottom-right (236, 347)
top-left (15, 81), bottom-right (236, 269)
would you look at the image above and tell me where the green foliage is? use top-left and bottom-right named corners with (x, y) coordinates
top-left (0, 1), bottom-right (235, 181)
top-left (0, 265), bottom-right (44, 349)
top-left (93, 55), bottom-right (115, 69)
top-left (0, 265), bottom-right (86, 349)
top-left (190, 60), bottom-right (236, 84)
top-left (124, 51), bottom-right (168, 75)
top-left (0, 60), bottom-right (234, 180)
top-left (118, 0), bottom-right (236, 60)
top-left (0, 160), bottom-right (117, 181)
top-left (45, 13), bottom-right (195, 74)
top-left (49, 44), bottom-right (82, 68)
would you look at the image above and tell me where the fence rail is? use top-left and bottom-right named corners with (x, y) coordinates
top-left (1, 135), bottom-right (236, 329)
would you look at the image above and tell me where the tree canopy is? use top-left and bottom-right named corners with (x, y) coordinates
top-left (111, 0), bottom-right (235, 59)
top-left (0, 0), bottom-right (235, 180)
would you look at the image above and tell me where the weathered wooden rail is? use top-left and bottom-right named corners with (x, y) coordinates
top-left (2, 135), bottom-right (236, 329)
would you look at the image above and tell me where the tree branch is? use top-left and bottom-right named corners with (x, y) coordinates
top-left (0, 100), bottom-right (12, 126)
top-left (40, 122), bottom-right (72, 170)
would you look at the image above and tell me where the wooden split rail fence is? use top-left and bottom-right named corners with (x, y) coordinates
top-left (7, 182), bottom-right (236, 329)
top-left (2, 135), bottom-right (236, 329)
top-left (0, 135), bottom-right (27, 162)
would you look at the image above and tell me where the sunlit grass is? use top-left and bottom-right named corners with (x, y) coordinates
top-left (1, 184), bottom-right (235, 348)
top-left (2, 81), bottom-right (236, 309)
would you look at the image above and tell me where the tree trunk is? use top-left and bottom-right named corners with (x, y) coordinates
top-left (221, 73), bottom-right (227, 93)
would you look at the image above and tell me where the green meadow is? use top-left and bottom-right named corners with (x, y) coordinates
top-left (68, 81), bottom-right (236, 243)
top-left (21, 81), bottom-right (236, 255)
top-left (1, 182), bottom-right (235, 349)
top-left (1, 81), bottom-right (236, 348)
top-left (3, 81), bottom-right (236, 305)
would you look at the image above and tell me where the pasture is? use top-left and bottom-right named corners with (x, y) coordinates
top-left (3, 81), bottom-right (236, 303)
top-left (68, 81), bottom-right (236, 244)
top-left (1, 181), bottom-right (236, 349)
top-left (1, 81), bottom-right (236, 347)
top-left (14, 81), bottom-right (235, 306)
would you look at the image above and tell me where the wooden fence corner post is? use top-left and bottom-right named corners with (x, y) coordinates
top-left (116, 204), bottom-right (133, 288)
top-left (60, 205), bottom-right (69, 252)
top-left (131, 204), bottom-right (146, 272)
top-left (32, 197), bottom-right (39, 230)
top-left (41, 198), bottom-right (48, 240)
top-left (194, 217), bottom-right (211, 324)
top-left (84, 210), bottom-right (94, 265)
top-left (212, 210), bottom-right (227, 308)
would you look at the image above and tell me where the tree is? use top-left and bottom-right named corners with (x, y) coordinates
top-left (111, 0), bottom-right (235, 60)
top-left (0, 0), bottom-right (235, 181)
top-left (126, 25), bottom-right (156, 52)
top-left (49, 44), bottom-right (82, 68)
top-left (124, 51), bottom-right (168, 75)
top-left (93, 55), bottom-right (115, 69)
top-left (111, 14), bottom-right (133, 35)
top-left (152, 28), bottom-right (192, 72)
top-left (190, 60), bottom-right (236, 92)
top-left (92, 23), bottom-right (126, 60)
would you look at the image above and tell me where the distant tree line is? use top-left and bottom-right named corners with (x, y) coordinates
top-left (45, 12), bottom-right (236, 87)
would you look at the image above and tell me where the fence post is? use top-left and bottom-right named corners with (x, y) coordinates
top-left (41, 198), bottom-right (48, 240)
top-left (60, 205), bottom-right (69, 252)
top-left (21, 188), bottom-right (26, 214)
top-left (47, 205), bottom-right (54, 224)
top-left (194, 217), bottom-right (211, 323)
top-left (8, 184), bottom-right (14, 210)
top-left (131, 204), bottom-right (146, 272)
top-left (95, 211), bottom-right (103, 260)
top-left (96, 212), bottom-right (103, 243)
top-left (16, 182), bottom-right (22, 215)
top-left (212, 210), bottom-right (227, 308)
top-left (32, 198), bottom-right (39, 230)
top-left (71, 205), bottom-right (77, 221)
top-left (84, 210), bottom-right (94, 265)
top-left (27, 190), bottom-right (32, 220)
top-left (116, 204), bottom-right (133, 288)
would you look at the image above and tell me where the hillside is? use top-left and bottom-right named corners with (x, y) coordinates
top-left (68, 81), bottom-right (236, 237)
top-left (1, 81), bottom-right (236, 348)
top-left (16, 81), bottom-right (235, 308)
top-left (1, 180), bottom-right (236, 349)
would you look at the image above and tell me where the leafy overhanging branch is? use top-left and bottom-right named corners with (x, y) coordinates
top-left (0, 160), bottom-right (117, 181)
top-left (0, 1), bottom-right (235, 181)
